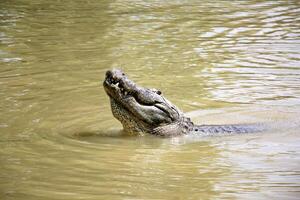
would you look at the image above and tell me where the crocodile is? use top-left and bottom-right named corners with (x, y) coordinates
top-left (103, 69), bottom-right (264, 137)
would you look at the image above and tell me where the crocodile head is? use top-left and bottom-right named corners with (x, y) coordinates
top-left (103, 69), bottom-right (193, 136)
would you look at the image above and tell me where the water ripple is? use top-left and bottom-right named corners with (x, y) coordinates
top-left (1, 0), bottom-right (300, 199)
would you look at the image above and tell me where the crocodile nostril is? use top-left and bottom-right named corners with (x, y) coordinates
top-left (157, 90), bottom-right (162, 95)
top-left (105, 70), bottom-right (113, 78)
top-left (112, 78), bottom-right (118, 84)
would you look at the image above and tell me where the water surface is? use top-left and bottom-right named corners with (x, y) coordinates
top-left (1, 0), bottom-right (300, 199)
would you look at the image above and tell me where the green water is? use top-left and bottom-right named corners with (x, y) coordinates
top-left (1, 0), bottom-right (300, 199)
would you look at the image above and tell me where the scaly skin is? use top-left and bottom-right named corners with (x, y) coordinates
top-left (103, 69), bottom-right (264, 137)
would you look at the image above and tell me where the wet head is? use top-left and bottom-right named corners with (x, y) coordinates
top-left (103, 69), bottom-right (192, 136)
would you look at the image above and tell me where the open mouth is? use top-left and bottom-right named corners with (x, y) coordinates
top-left (103, 69), bottom-right (181, 127)
top-left (104, 70), bottom-right (131, 98)
top-left (104, 69), bottom-right (164, 107)
top-left (106, 78), bottom-right (128, 96)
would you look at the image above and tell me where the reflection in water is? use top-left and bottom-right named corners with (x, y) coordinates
top-left (1, 0), bottom-right (300, 199)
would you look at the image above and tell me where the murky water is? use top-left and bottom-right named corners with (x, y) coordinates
top-left (1, 0), bottom-right (300, 199)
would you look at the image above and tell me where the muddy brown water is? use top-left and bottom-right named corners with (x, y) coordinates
top-left (1, 0), bottom-right (300, 199)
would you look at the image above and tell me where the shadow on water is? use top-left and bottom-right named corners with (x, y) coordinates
top-left (66, 104), bottom-right (300, 147)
